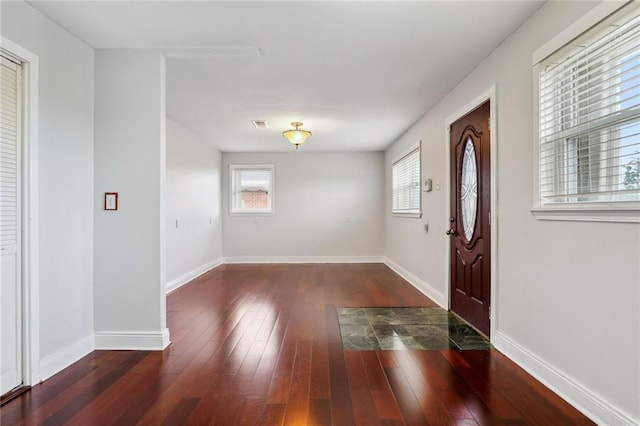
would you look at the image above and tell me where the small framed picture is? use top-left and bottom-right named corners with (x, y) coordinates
top-left (104, 192), bottom-right (118, 211)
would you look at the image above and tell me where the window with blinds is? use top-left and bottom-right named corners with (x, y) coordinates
top-left (392, 144), bottom-right (421, 215)
top-left (537, 3), bottom-right (640, 206)
top-left (230, 164), bottom-right (274, 214)
top-left (1, 55), bottom-right (20, 250)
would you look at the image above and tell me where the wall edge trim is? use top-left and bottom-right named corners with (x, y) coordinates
top-left (166, 257), bottom-right (223, 294)
top-left (223, 256), bottom-right (385, 264)
top-left (383, 257), bottom-right (446, 308)
top-left (94, 329), bottom-right (171, 351)
top-left (39, 334), bottom-right (95, 382)
top-left (493, 331), bottom-right (637, 425)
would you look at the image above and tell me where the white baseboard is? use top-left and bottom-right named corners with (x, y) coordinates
top-left (223, 256), bottom-right (384, 264)
top-left (493, 331), bottom-right (637, 426)
top-left (94, 328), bottom-right (171, 351)
top-left (383, 257), bottom-right (446, 308)
top-left (39, 334), bottom-right (95, 382)
top-left (166, 257), bottom-right (223, 294)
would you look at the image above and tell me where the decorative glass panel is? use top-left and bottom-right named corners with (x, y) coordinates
top-left (461, 138), bottom-right (478, 241)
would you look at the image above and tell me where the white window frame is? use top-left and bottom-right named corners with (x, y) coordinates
top-left (229, 164), bottom-right (274, 215)
top-left (531, 1), bottom-right (640, 223)
top-left (391, 142), bottom-right (422, 218)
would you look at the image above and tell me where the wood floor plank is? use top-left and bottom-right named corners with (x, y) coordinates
top-left (259, 403), bottom-right (286, 426)
top-left (392, 350), bottom-right (456, 425)
top-left (1, 264), bottom-right (594, 426)
top-left (476, 349), bottom-right (589, 421)
top-left (383, 364), bottom-right (431, 425)
top-left (309, 326), bottom-right (330, 399)
top-left (65, 353), bottom-right (163, 425)
top-left (266, 335), bottom-right (297, 404)
top-left (308, 398), bottom-right (332, 426)
top-left (328, 343), bottom-right (356, 426)
top-left (106, 371), bottom-right (178, 425)
top-left (439, 350), bottom-right (525, 422)
top-left (209, 395), bottom-right (245, 426)
top-left (234, 397), bottom-right (266, 426)
top-left (282, 340), bottom-right (312, 425)
top-left (360, 351), bottom-right (391, 391)
top-left (427, 350), bottom-right (502, 425)
top-left (344, 351), bottom-right (380, 425)
top-left (160, 397), bottom-right (200, 426)
top-left (184, 373), bottom-right (236, 424)
top-left (25, 352), bottom-right (146, 425)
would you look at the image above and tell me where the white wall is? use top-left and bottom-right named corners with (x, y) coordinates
top-left (166, 118), bottom-right (222, 291)
top-left (385, 1), bottom-right (639, 424)
top-left (93, 50), bottom-right (168, 349)
top-left (1, 1), bottom-right (95, 377)
top-left (222, 152), bottom-right (384, 261)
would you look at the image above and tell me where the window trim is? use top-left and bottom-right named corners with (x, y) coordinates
top-left (229, 164), bottom-right (275, 216)
top-left (391, 141), bottom-right (422, 218)
top-left (531, 1), bottom-right (640, 223)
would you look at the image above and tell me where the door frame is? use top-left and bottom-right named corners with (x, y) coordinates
top-left (1, 37), bottom-right (40, 388)
top-left (444, 85), bottom-right (497, 340)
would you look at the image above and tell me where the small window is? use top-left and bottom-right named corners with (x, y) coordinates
top-left (392, 143), bottom-right (422, 217)
top-left (230, 164), bottom-right (274, 214)
top-left (533, 3), bottom-right (640, 221)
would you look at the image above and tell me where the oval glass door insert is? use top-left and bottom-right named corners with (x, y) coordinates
top-left (461, 137), bottom-right (478, 241)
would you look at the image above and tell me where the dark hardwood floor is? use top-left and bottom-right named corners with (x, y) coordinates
top-left (1, 264), bottom-right (593, 425)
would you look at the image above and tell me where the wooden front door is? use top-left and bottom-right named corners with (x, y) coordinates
top-left (448, 101), bottom-right (491, 337)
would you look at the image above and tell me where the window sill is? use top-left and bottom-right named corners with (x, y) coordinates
top-left (531, 205), bottom-right (639, 223)
top-left (392, 212), bottom-right (423, 219)
top-left (229, 211), bottom-right (274, 216)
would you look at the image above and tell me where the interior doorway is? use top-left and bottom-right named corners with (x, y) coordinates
top-left (0, 53), bottom-right (24, 396)
top-left (1, 38), bottom-right (39, 400)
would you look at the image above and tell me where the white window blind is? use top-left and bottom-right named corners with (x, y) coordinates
top-left (230, 165), bottom-right (274, 214)
top-left (392, 145), bottom-right (421, 214)
top-left (538, 4), bottom-right (640, 206)
top-left (0, 55), bottom-right (20, 249)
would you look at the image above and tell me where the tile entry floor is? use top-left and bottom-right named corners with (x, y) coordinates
top-left (337, 307), bottom-right (492, 351)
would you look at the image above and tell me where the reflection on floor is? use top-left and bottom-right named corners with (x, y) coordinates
top-left (337, 307), bottom-right (491, 351)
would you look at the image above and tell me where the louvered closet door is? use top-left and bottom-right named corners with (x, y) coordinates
top-left (0, 54), bottom-right (22, 395)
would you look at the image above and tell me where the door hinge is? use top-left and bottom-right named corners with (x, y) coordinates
top-left (488, 117), bottom-right (491, 132)
top-left (488, 211), bottom-right (491, 225)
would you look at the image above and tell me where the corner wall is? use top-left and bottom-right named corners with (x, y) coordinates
top-left (222, 151), bottom-right (384, 262)
top-left (93, 50), bottom-right (168, 350)
top-left (165, 118), bottom-right (222, 292)
top-left (384, 1), bottom-right (639, 423)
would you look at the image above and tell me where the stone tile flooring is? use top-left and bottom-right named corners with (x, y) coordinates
top-left (337, 307), bottom-right (491, 351)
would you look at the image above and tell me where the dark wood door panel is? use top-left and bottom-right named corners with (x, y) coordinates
top-left (449, 101), bottom-right (491, 337)
top-left (470, 255), bottom-right (484, 301)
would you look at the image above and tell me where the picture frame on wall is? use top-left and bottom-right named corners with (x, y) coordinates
top-left (104, 192), bottom-right (118, 211)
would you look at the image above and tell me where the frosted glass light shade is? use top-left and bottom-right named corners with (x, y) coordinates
top-left (282, 122), bottom-right (312, 148)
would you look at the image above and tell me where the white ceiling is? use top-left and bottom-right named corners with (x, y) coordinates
top-left (28, 1), bottom-right (544, 152)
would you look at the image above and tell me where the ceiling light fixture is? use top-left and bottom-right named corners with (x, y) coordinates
top-left (282, 122), bottom-right (312, 149)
